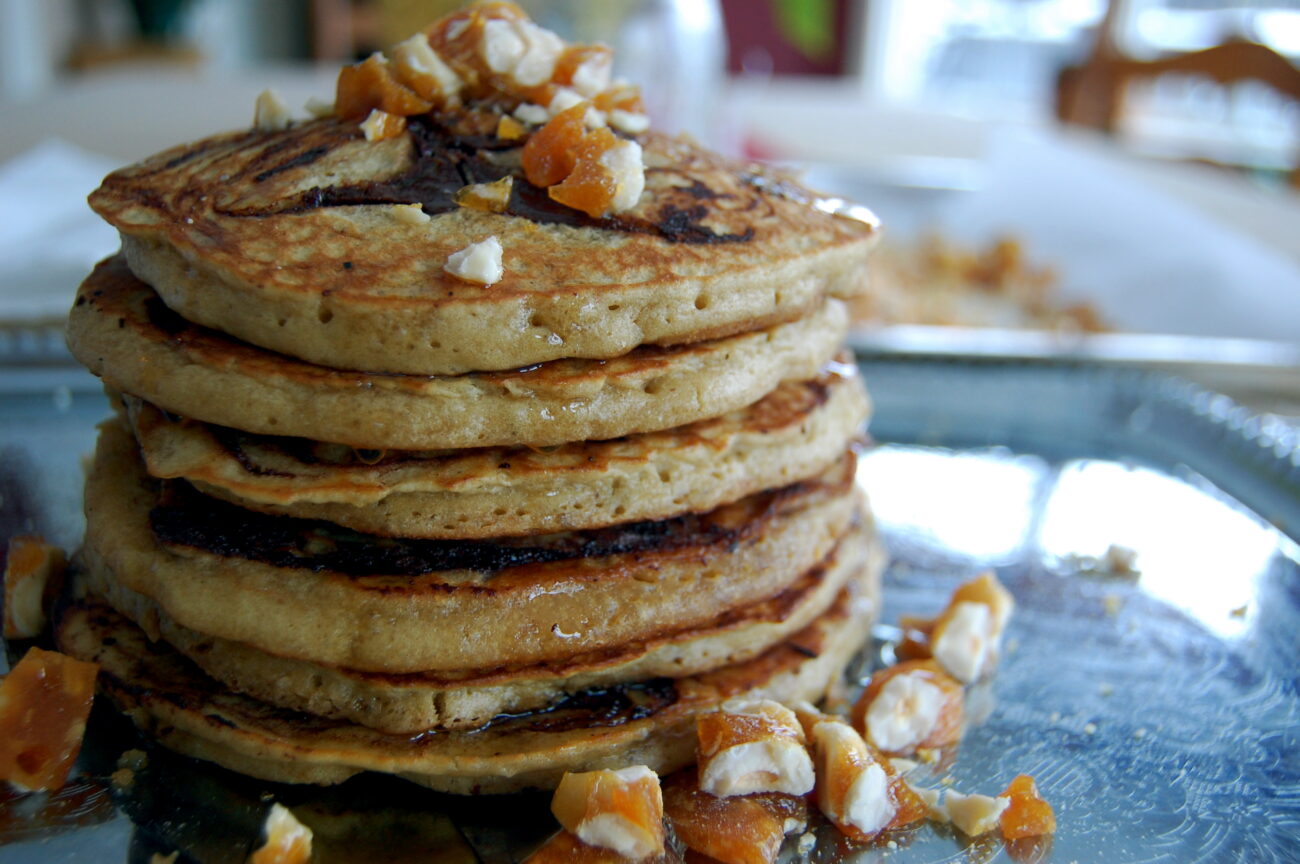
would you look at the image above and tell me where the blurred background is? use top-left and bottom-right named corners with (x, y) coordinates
top-left (0, 0), bottom-right (1297, 415)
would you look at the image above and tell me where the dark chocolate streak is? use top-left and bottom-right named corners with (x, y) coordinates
top-left (149, 480), bottom-right (765, 577)
top-left (219, 116), bottom-right (754, 244)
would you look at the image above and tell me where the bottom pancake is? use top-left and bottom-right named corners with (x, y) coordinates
top-left (55, 559), bottom-right (880, 794)
top-left (77, 509), bottom-right (878, 733)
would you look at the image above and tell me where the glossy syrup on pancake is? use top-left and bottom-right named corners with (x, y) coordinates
top-left (148, 473), bottom-right (808, 577)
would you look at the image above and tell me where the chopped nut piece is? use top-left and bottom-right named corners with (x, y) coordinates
top-left (559, 45), bottom-right (613, 96)
top-left (514, 103), bottom-right (551, 125)
top-left (391, 33), bottom-right (463, 106)
top-left (392, 203), bottom-right (430, 225)
top-left (547, 86), bottom-right (585, 116)
top-left (151, 853), bottom-right (179, 864)
top-left (916, 571), bottom-right (1015, 683)
top-left (999, 774), bottom-right (1056, 839)
top-left (523, 102), bottom-right (587, 187)
top-left (609, 109), bottom-right (651, 134)
top-left (851, 659), bottom-right (964, 755)
top-left (4, 535), bottom-right (64, 639)
top-left (454, 176), bottom-right (514, 213)
top-left (697, 699), bottom-right (813, 797)
top-left (444, 236), bottom-right (504, 285)
top-left (303, 97), bottom-right (335, 118)
top-left (812, 721), bottom-right (894, 840)
top-left (549, 129), bottom-right (644, 217)
top-left (552, 765), bottom-right (664, 860)
top-left (907, 782), bottom-right (947, 822)
top-left (662, 770), bottom-right (805, 864)
top-left (253, 89), bottom-right (292, 131)
top-left (110, 767), bottom-right (134, 789)
top-left (0, 647), bottom-right (98, 792)
top-left (944, 790), bottom-right (1010, 836)
top-left (360, 109), bottom-right (407, 142)
top-left (249, 803), bottom-right (313, 864)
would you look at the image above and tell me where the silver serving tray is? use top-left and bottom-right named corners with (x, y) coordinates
top-left (0, 357), bottom-right (1296, 863)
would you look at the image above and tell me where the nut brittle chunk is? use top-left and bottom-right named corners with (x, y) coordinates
top-left (248, 803), bottom-right (313, 864)
top-left (4, 536), bottom-right (65, 639)
top-left (0, 647), bottom-right (98, 792)
top-left (811, 720), bottom-right (926, 842)
top-left (662, 770), bottom-right (806, 864)
top-left (999, 774), bottom-right (1056, 839)
top-left (551, 765), bottom-right (665, 860)
top-left (697, 699), bottom-right (814, 797)
top-left (850, 659), bottom-right (964, 755)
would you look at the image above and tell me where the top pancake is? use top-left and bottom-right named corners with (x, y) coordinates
top-left (90, 114), bottom-right (878, 375)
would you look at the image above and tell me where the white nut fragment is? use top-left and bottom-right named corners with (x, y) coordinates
top-left (609, 109), bottom-right (651, 134)
top-left (303, 97), bottom-right (335, 119)
top-left (444, 236), bottom-right (504, 286)
top-left (698, 699), bottom-right (814, 797)
top-left (551, 765), bottom-right (665, 860)
top-left (513, 102), bottom-right (550, 125)
top-left (866, 673), bottom-right (945, 753)
top-left (482, 18), bottom-right (526, 73)
top-left (392, 34), bottom-right (462, 104)
top-left (932, 601), bottom-right (991, 684)
top-left (392, 203), bottom-right (430, 225)
top-left (512, 20), bottom-right (565, 86)
top-left (598, 139), bottom-right (645, 212)
top-left (547, 86), bottom-right (584, 116)
top-left (907, 782), bottom-right (947, 822)
top-left (812, 721), bottom-right (896, 838)
top-left (572, 52), bottom-right (612, 96)
top-left (944, 790), bottom-right (1009, 836)
top-left (249, 803), bottom-right (312, 864)
top-left (254, 89), bottom-right (292, 131)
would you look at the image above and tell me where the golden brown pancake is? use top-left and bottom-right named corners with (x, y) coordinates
top-left (84, 419), bottom-right (859, 674)
top-left (91, 115), bottom-right (877, 375)
top-left (78, 513), bottom-right (878, 734)
top-left (118, 358), bottom-right (867, 538)
top-left (69, 256), bottom-right (849, 450)
top-left (55, 567), bottom-right (878, 793)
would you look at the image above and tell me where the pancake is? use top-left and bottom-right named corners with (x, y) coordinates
top-left (55, 565), bottom-right (878, 793)
top-left (79, 510), bottom-right (878, 734)
top-left (119, 357), bottom-right (868, 538)
top-left (84, 419), bottom-right (858, 674)
top-left (69, 256), bottom-right (849, 450)
top-left (91, 112), bottom-right (877, 375)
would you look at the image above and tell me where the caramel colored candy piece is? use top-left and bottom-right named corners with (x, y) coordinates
top-left (551, 766), bottom-right (665, 860)
top-left (0, 647), bottom-right (98, 792)
top-left (248, 803), bottom-right (313, 864)
top-left (811, 721), bottom-right (925, 842)
top-left (697, 699), bottom-right (813, 797)
top-left (3, 536), bottom-right (65, 639)
top-left (850, 659), bottom-right (964, 755)
top-left (335, 53), bottom-right (432, 121)
top-left (662, 771), bottom-right (805, 864)
top-left (1000, 774), bottom-right (1056, 839)
top-left (523, 102), bottom-right (588, 187)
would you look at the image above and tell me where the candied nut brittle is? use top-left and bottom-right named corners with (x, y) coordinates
top-left (662, 770), bottom-right (806, 864)
top-left (697, 699), bottom-right (814, 797)
top-left (851, 659), bottom-right (964, 755)
top-left (3, 535), bottom-right (65, 639)
top-left (551, 766), bottom-right (665, 860)
top-left (1000, 774), bottom-right (1056, 839)
top-left (810, 720), bottom-right (926, 842)
top-left (0, 647), bottom-right (98, 792)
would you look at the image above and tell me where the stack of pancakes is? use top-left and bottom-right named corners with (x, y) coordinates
top-left (59, 83), bottom-right (882, 793)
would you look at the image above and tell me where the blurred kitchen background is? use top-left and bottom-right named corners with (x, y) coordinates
top-left (0, 0), bottom-right (1297, 420)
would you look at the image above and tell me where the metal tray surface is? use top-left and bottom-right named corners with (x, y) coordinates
top-left (0, 358), bottom-right (1296, 863)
